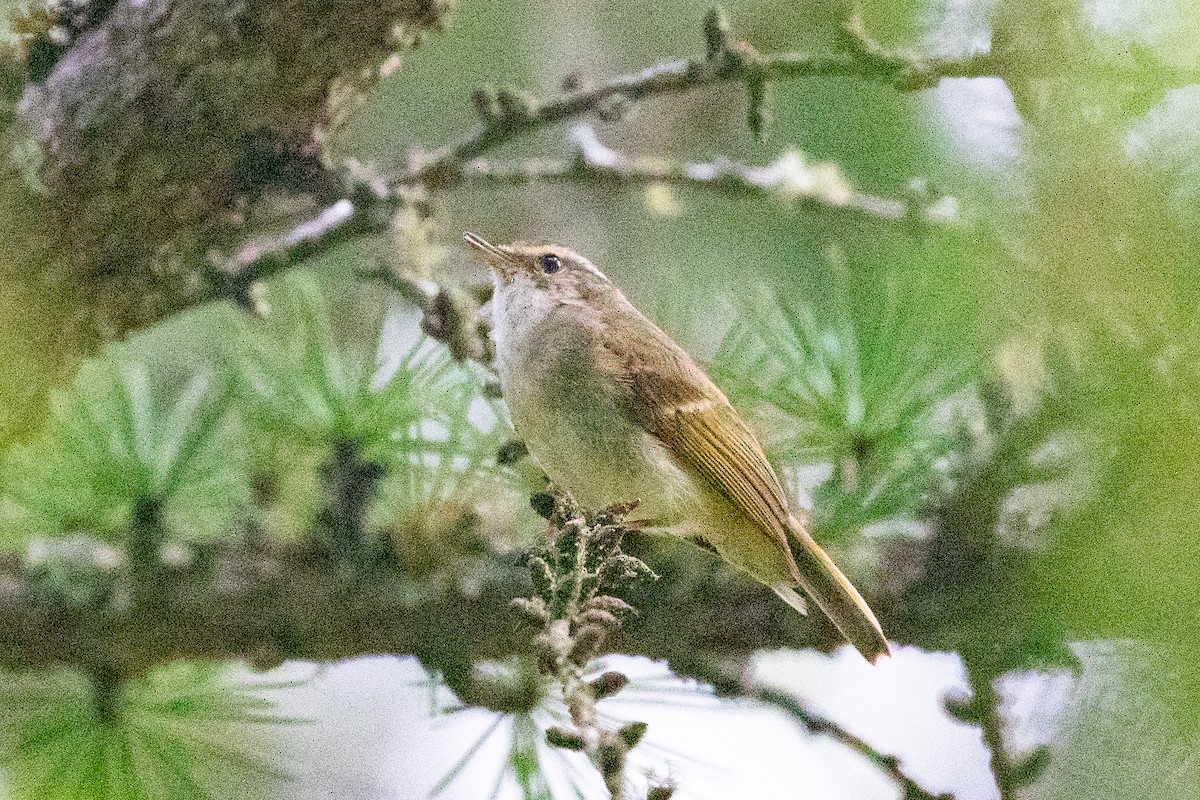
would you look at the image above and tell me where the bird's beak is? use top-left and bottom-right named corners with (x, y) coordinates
top-left (463, 232), bottom-right (518, 281)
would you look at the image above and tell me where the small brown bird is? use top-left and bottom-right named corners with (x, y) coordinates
top-left (466, 233), bottom-right (890, 662)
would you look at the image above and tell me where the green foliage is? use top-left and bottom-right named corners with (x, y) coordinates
top-left (235, 277), bottom-right (483, 465)
top-left (233, 276), bottom-right (519, 564)
top-left (712, 261), bottom-right (980, 538)
top-left (0, 663), bottom-right (304, 800)
top-left (1, 358), bottom-right (246, 546)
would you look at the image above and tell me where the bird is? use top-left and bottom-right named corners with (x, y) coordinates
top-left (465, 232), bottom-right (890, 663)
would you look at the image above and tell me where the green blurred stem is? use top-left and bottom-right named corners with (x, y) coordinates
top-left (91, 663), bottom-right (123, 725)
top-left (129, 496), bottom-right (167, 610)
top-left (315, 438), bottom-right (385, 582)
top-left (963, 662), bottom-right (1017, 800)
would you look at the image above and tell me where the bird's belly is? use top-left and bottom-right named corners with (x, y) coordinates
top-left (522, 407), bottom-right (791, 586)
top-left (509, 381), bottom-right (694, 522)
top-left (495, 296), bottom-right (700, 523)
top-left (498, 321), bottom-right (794, 588)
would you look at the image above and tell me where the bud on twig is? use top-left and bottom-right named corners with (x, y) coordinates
top-left (703, 7), bottom-right (733, 59)
top-left (510, 596), bottom-right (550, 625)
top-left (597, 732), bottom-right (627, 779)
top-left (569, 623), bottom-right (608, 666)
top-left (496, 87), bottom-right (536, 122)
top-left (470, 86), bottom-right (499, 121)
top-left (496, 439), bottom-right (528, 466)
top-left (579, 608), bottom-right (621, 630)
top-left (618, 721), bottom-right (648, 750)
top-left (1011, 746), bottom-right (1051, 788)
top-left (586, 595), bottom-right (635, 616)
top-left (545, 726), bottom-right (588, 751)
top-left (530, 492), bottom-right (556, 519)
top-left (944, 691), bottom-right (982, 723)
top-left (589, 671), bottom-right (629, 699)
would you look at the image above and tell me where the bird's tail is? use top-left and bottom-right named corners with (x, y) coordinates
top-left (783, 516), bottom-right (891, 663)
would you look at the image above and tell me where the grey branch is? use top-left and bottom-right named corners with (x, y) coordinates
top-left (206, 14), bottom-right (990, 306)
top-left (452, 124), bottom-right (961, 225)
top-left (394, 15), bottom-right (1002, 190)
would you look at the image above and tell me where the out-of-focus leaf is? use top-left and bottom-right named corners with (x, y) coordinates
top-left (712, 259), bottom-right (982, 537)
top-left (0, 359), bottom-right (247, 546)
top-left (0, 663), bottom-right (304, 800)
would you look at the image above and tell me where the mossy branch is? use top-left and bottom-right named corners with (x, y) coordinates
top-left (0, 513), bottom-right (862, 699)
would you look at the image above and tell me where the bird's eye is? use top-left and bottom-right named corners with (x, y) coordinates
top-left (538, 253), bottom-right (561, 274)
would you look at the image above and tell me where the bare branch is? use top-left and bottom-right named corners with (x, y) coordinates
top-left (204, 12), bottom-right (991, 306)
top-left (395, 19), bottom-right (1001, 190)
top-left (752, 685), bottom-right (955, 800)
top-left (451, 124), bottom-right (960, 225)
top-left (202, 196), bottom-right (393, 306)
top-left (195, 6), bottom-right (1200, 332)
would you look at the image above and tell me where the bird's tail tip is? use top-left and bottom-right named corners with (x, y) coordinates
top-left (785, 520), bottom-right (891, 666)
top-left (865, 639), bottom-right (893, 664)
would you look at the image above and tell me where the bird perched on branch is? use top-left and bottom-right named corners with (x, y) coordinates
top-left (466, 233), bottom-right (889, 663)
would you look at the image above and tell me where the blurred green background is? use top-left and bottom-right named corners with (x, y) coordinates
top-left (2, 0), bottom-right (1200, 797)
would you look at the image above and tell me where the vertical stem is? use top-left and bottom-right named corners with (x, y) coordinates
top-left (555, 513), bottom-right (625, 799)
top-left (604, 759), bottom-right (626, 800)
top-left (316, 437), bottom-right (384, 581)
top-left (91, 663), bottom-right (123, 724)
top-left (128, 495), bottom-right (166, 609)
top-left (966, 660), bottom-right (1015, 800)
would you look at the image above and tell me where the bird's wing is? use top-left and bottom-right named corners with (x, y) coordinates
top-left (600, 313), bottom-right (891, 662)
top-left (599, 319), bottom-right (795, 548)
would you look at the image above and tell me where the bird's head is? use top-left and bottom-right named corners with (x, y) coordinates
top-left (464, 232), bottom-right (616, 306)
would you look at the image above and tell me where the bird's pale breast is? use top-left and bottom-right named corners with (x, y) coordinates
top-left (493, 290), bottom-right (697, 523)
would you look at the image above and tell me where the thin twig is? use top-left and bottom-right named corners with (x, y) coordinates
top-left (964, 665), bottom-right (1017, 800)
top-left (753, 685), bottom-right (954, 800)
top-left (203, 14), bottom-right (988, 304)
top-left (454, 124), bottom-right (960, 225)
top-left (357, 262), bottom-right (493, 364)
top-left (395, 17), bottom-right (1000, 189)
top-left (202, 198), bottom-right (383, 305)
top-left (520, 497), bottom-right (659, 800)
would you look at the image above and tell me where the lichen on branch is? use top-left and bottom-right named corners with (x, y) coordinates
top-left (512, 494), bottom-right (661, 800)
